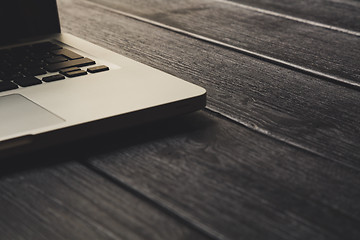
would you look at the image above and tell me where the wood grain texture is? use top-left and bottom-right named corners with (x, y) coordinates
top-left (2, 1), bottom-right (358, 240)
top-left (0, 160), bottom-right (211, 240)
top-left (228, 0), bottom-right (360, 32)
top-left (79, 111), bottom-right (360, 240)
top-left (85, 0), bottom-right (360, 85)
top-left (57, 0), bottom-right (360, 167)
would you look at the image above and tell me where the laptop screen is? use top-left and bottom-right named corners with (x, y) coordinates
top-left (0, 0), bottom-right (60, 45)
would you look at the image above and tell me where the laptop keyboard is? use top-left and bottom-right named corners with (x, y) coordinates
top-left (0, 41), bottom-right (109, 92)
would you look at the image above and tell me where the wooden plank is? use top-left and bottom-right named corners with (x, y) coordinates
top-left (227, 0), bottom-right (360, 32)
top-left (84, 0), bottom-right (360, 86)
top-left (0, 159), bottom-right (211, 240)
top-left (82, 111), bottom-right (360, 240)
top-left (57, 0), bottom-right (360, 167)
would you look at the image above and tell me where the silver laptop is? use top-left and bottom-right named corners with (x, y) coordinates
top-left (0, 0), bottom-right (206, 158)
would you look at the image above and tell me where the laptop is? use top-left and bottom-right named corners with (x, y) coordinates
top-left (0, 0), bottom-right (206, 158)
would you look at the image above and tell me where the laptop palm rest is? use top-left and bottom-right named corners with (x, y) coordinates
top-left (0, 94), bottom-right (64, 139)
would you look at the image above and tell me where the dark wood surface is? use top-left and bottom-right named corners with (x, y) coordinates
top-left (0, 160), bottom-right (210, 240)
top-left (87, 0), bottom-right (360, 87)
top-left (59, 0), bottom-right (360, 167)
top-left (2, 0), bottom-right (360, 239)
top-left (229, 0), bottom-right (360, 32)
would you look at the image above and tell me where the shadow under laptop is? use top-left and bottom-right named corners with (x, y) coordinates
top-left (0, 111), bottom-right (214, 178)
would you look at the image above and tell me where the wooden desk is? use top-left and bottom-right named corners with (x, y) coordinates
top-left (1, 0), bottom-right (360, 239)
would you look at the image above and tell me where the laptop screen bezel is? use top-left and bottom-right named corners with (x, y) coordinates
top-left (0, 0), bottom-right (61, 46)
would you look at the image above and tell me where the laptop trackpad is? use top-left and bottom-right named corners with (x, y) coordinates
top-left (0, 94), bottom-right (64, 138)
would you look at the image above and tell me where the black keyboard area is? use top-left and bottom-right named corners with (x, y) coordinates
top-left (0, 41), bottom-right (109, 92)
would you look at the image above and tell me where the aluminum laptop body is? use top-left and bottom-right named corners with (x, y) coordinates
top-left (0, 0), bottom-right (206, 158)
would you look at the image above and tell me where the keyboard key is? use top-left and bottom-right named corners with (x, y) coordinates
top-left (11, 45), bottom-right (32, 56)
top-left (32, 42), bottom-right (62, 51)
top-left (59, 67), bottom-right (81, 74)
top-left (63, 70), bottom-right (87, 78)
top-left (42, 74), bottom-right (65, 82)
top-left (1, 72), bottom-right (23, 81)
top-left (0, 81), bottom-right (18, 92)
top-left (46, 56), bottom-right (68, 64)
top-left (23, 68), bottom-right (47, 76)
top-left (52, 49), bottom-right (83, 60)
top-left (45, 58), bottom-right (95, 72)
top-left (31, 52), bottom-right (52, 60)
top-left (87, 65), bottom-right (109, 73)
top-left (13, 77), bottom-right (42, 87)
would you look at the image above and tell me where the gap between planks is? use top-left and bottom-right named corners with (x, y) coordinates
top-left (212, 0), bottom-right (360, 37)
top-left (81, 161), bottom-right (226, 240)
top-left (81, 0), bottom-right (360, 92)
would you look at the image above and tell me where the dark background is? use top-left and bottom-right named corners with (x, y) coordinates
top-left (0, 0), bottom-right (60, 44)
